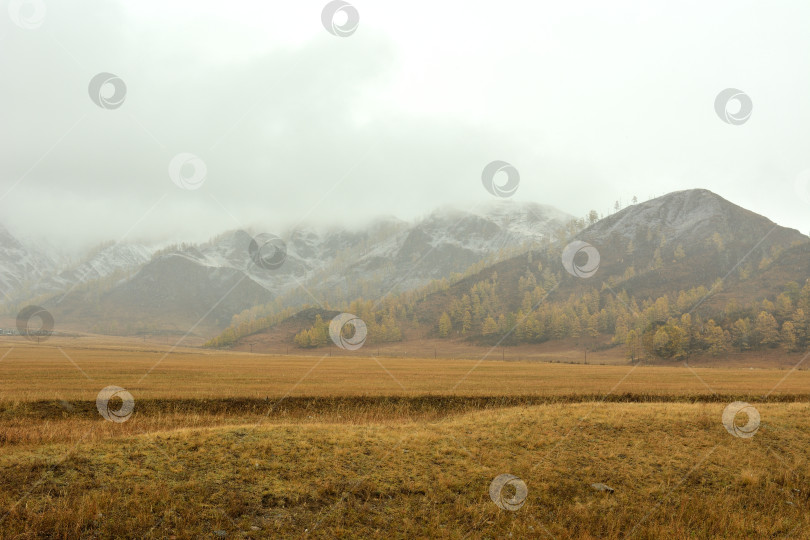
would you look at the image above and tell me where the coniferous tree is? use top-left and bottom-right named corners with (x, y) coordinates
top-left (781, 321), bottom-right (798, 352)
top-left (438, 312), bottom-right (452, 338)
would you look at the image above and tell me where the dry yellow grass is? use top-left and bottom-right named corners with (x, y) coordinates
top-left (1, 338), bottom-right (809, 538)
top-left (1, 403), bottom-right (808, 538)
top-left (1, 339), bottom-right (809, 401)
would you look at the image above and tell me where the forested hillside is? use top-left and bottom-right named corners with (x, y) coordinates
top-left (214, 189), bottom-right (810, 362)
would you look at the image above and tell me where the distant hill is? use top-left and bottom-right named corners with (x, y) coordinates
top-left (228, 189), bottom-right (810, 362)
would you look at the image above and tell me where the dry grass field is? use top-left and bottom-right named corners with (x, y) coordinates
top-left (1, 338), bottom-right (809, 538)
top-left (2, 338), bottom-right (810, 401)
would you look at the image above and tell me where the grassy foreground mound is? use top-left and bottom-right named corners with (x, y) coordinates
top-left (1, 401), bottom-right (808, 538)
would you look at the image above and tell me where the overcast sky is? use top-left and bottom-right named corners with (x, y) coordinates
top-left (1, 0), bottom-right (809, 254)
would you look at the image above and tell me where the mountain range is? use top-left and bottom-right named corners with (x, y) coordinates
top-left (4, 188), bottom-right (808, 357)
top-left (0, 201), bottom-right (574, 336)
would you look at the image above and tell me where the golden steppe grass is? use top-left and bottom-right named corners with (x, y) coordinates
top-left (1, 339), bottom-right (810, 401)
top-left (1, 338), bottom-right (810, 538)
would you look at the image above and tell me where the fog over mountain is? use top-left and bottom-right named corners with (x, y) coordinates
top-left (0, 200), bottom-right (574, 333)
top-left (2, 0), bottom-right (810, 256)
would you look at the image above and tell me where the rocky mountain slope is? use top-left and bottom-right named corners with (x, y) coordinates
top-left (0, 223), bottom-right (56, 302)
top-left (0, 201), bottom-right (574, 335)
